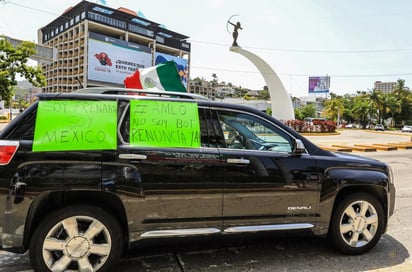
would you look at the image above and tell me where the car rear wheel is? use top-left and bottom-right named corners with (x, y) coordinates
top-left (329, 193), bottom-right (385, 255)
top-left (29, 205), bottom-right (123, 272)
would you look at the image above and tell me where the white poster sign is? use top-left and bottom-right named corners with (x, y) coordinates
top-left (87, 32), bottom-right (152, 85)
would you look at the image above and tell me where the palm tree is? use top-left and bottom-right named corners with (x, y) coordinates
top-left (211, 73), bottom-right (218, 87)
top-left (393, 79), bottom-right (412, 125)
top-left (368, 88), bottom-right (384, 123)
top-left (323, 97), bottom-right (344, 123)
top-left (380, 92), bottom-right (401, 127)
top-left (351, 93), bottom-right (373, 128)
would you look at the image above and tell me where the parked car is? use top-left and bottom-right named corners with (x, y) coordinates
top-left (345, 123), bottom-right (355, 128)
top-left (401, 125), bottom-right (412, 133)
top-left (0, 87), bottom-right (396, 272)
top-left (375, 124), bottom-right (385, 131)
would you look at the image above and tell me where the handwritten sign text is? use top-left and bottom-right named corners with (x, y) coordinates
top-left (33, 100), bottom-right (117, 151)
top-left (130, 100), bottom-right (200, 148)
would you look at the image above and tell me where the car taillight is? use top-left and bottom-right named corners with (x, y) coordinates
top-left (0, 141), bottom-right (19, 165)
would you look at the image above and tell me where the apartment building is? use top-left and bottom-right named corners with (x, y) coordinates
top-left (187, 78), bottom-right (216, 99)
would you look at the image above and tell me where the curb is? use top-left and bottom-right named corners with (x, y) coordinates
top-left (319, 142), bottom-right (412, 152)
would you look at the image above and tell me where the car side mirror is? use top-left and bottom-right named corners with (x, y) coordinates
top-left (293, 139), bottom-right (305, 154)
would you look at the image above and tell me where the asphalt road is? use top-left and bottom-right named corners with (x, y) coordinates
top-left (0, 128), bottom-right (411, 271)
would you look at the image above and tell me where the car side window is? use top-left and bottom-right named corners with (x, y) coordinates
top-left (119, 102), bottom-right (219, 148)
top-left (199, 108), bottom-right (225, 148)
top-left (216, 110), bottom-right (293, 153)
top-left (118, 101), bottom-right (131, 144)
top-left (198, 107), bottom-right (217, 148)
top-left (5, 105), bottom-right (37, 141)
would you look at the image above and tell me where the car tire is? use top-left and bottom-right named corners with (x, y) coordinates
top-left (29, 205), bottom-right (123, 272)
top-left (329, 193), bottom-right (385, 255)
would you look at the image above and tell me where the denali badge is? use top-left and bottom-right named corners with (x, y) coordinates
top-left (288, 206), bottom-right (312, 211)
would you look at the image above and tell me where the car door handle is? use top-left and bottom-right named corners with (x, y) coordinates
top-left (227, 158), bottom-right (250, 164)
top-left (119, 154), bottom-right (147, 160)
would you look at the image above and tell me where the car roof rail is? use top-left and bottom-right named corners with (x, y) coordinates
top-left (73, 87), bottom-right (208, 100)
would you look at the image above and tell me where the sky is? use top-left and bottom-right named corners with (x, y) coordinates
top-left (1, 0), bottom-right (412, 98)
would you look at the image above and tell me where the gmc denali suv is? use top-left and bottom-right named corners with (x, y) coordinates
top-left (0, 88), bottom-right (395, 272)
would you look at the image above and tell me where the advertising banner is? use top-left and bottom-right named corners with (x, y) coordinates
top-left (87, 32), bottom-right (152, 85)
top-left (308, 76), bottom-right (330, 93)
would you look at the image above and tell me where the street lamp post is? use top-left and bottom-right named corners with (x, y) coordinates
top-left (337, 108), bottom-right (340, 126)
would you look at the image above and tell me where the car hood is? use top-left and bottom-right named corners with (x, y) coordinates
top-left (331, 152), bottom-right (387, 168)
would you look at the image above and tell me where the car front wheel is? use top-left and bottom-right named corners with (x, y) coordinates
top-left (29, 205), bottom-right (123, 272)
top-left (329, 193), bottom-right (385, 255)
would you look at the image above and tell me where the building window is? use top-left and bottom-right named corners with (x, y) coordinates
top-left (156, 36), bottom-right (164, 44)
top-left (92, 6), bottom-right (114, 15)
top-left (129, 24), bottom-right (154, 37)
top-left (87, 11), bottom-right (126, 29)
top-left (131, 18), bottom-right (150, 27)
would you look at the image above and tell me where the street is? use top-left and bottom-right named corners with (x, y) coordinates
top-left (1, 0), bottom-right (411, 270)
top-left (0, 129), bottom-right (411, 271)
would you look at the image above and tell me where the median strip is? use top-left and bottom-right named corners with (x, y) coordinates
top-left (359, 144), bottom-right (397, 151)
top-left (332, 144), bottom-right (376, 152)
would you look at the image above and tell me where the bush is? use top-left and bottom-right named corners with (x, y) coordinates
top-left (284, 119), bottom-right (336, 133)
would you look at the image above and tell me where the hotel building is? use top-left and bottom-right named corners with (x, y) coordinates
top-left (38, 1), bottom-right (191, 93)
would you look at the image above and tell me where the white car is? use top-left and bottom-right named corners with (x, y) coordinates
top-left (345, 123), bottom-right (354, 128)
top-left (401, 125), bottom-right (412, 133)
top-left (375, 124), bottom-right (385, 131)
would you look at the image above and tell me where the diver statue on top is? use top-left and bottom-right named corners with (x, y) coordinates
top-left (228, 21), bottom-right (242, 47)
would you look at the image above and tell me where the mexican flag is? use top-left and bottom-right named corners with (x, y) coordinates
top-left (124, 61), bottom-right (186, 92)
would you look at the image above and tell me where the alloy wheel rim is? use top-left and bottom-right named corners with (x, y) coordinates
top-left (42, 215), bottom-right (112, 272)
top-left (339, 200), bottom-right (379, 248)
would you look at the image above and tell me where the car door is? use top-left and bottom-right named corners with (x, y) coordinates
top-left (114, 100), bottom-right (223, 237)
top-left (214, 109), bottom-right (320, 232)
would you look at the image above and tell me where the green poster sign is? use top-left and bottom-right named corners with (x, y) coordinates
top-left (130, 100), bottom-right (200, 148)
top-left (33, 100), bottom-right (117, 152)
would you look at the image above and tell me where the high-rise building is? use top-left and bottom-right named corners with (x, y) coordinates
top-left (374, 81), bottom-right (396, 93)
top-left (38, 1), bottom-right (191, 93)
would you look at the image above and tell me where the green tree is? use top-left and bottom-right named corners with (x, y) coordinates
top-left (393, 79), bottom-right (412, 125)
top-left (0, 37), bottom-right (45, 106)
top-left (17, 98), bottom-right (30, 109)
top-left (323, 97), bottom-right (344, 123)
top-left (258, 89), bottom-right (270, 100)
top-left (340, 94), bottom-right (356, 123)
top-left (294, 108), bottom-right (304, 120)
top-left (368, 88), bottom-right (383, 123)
top-left (211, 73), bottom-right (218, 87)
top-left (234, 87), bottom-right (248, 98)
top-left (351, 92), bottom-right (373, 128)
top-left (301, 103), bottom-right (317, 118)
top-left (380, 92), bottom-right (401, 127)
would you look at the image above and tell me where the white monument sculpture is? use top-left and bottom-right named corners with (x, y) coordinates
top-left (228, 20), bottom-right (295, 120)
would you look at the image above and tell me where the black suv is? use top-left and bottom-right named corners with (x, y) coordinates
top-left (0, 88), bottom-right (395, 272)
